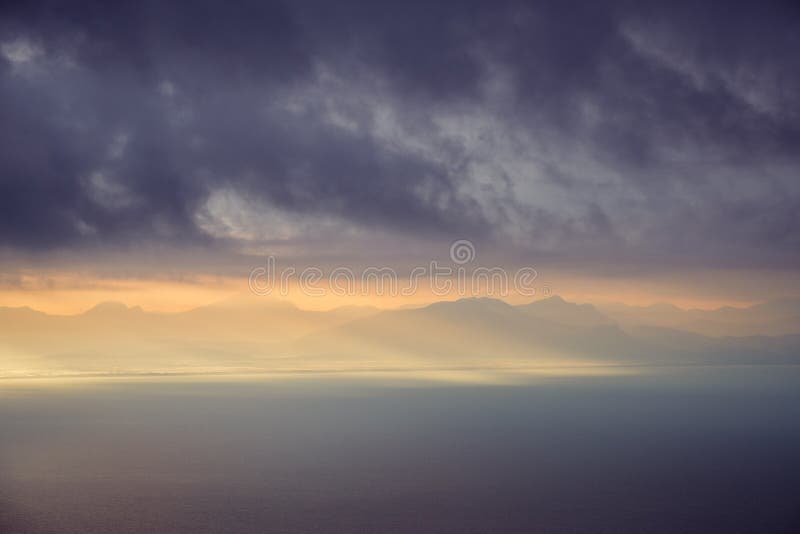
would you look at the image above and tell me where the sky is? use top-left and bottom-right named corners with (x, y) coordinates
top-left (1, 0), bottom-right (799, 312)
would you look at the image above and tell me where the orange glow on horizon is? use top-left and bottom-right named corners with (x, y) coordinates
top-left (2, 267), bottom-right (799, 315)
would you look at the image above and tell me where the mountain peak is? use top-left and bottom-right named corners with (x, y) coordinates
top-left (523, 295), bottom-right (575, 308)
top-left (647, 302), bottom-right (683, 312)
top-left (83, 301), bottom-right (137, 316)
top-left (437, 297), bottom-right (513, 308)
top-left (517, 295), bottom-right (613, 327)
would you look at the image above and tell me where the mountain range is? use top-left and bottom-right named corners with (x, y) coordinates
top-left (1, 295), bottom-right (798, 378)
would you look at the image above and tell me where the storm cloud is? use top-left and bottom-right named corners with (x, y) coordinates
top-left (1, 0), bottom-right (799, 270)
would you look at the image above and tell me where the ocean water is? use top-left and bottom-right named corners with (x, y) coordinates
top-left (1, 366), bottom-right (799, 533)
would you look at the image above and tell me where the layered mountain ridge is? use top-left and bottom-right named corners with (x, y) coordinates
top-left (1, 295), bottom-right (799, 378)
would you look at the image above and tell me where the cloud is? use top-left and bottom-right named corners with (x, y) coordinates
top-left (0, 0), bottom-right (798, 272)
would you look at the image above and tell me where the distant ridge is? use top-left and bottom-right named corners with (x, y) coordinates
top-left (517, 296), bottom-right (615, 328)
top-left (82, 301), bottom-right (144, 316)
top-left (2, 295), bottom-right (800, 378)
top-left (597, 298), bottom-right (800, 337)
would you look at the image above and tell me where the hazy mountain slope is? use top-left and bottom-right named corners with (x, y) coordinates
top-left (0, 296), bottom-right (379, 376)
top-left (516, 296), bottom-right (616, 327)
top-left (174, 294), bottom-right (378, 341)
top-left (628, 325), bottom-right (800, 365)
top-left (598, 299), bottom-right (800, 337)
top-left (292, 297), bottom-right (800, 367)
top-left (1, 296), bottom-right (799, 377)
top-left (289, 298), bottom-right (644, 366)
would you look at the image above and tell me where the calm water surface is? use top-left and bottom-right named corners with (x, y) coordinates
top-left (1, 366), bottom-right (799, 533)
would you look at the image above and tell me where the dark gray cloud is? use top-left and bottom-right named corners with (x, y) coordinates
top-left (0, 0), bottom-right (798, 270)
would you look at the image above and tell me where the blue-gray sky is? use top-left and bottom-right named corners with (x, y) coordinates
top-left (1, 0), bottom-right (799, 279)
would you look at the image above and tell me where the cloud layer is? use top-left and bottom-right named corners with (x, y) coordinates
top-left (1, 0), bottom-right (799, 271)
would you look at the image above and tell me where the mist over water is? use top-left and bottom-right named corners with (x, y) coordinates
top-left (2, 366), bottom-right (799, 534)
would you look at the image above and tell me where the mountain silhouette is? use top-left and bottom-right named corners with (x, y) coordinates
top-left (1, 295), bottom-right (799, 378)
